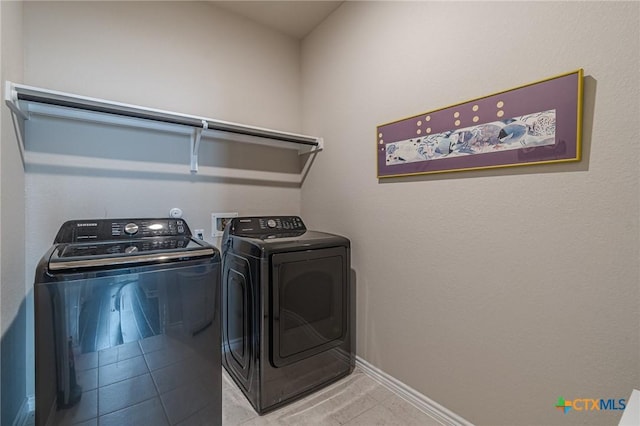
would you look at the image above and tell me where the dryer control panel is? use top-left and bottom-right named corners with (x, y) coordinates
top-left (228, 216), bottom-right (306, 238)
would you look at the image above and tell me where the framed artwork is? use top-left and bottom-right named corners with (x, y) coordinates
top-left (211, 212), bottom-right (238, 237)
top-left (377, 69), bottom-right (584, 178)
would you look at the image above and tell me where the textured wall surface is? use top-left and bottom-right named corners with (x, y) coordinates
top-left (0, 0), bottom-right (25, 424)
top-left (301, 2), bottom-right (640, 425)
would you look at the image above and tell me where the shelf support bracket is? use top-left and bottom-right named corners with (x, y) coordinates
top-left (4, 81), bottom-right (27, 166)
top-left (302, 137), bottom-right (324, 155)
top-left (190, 120), bottom-right (207, 173)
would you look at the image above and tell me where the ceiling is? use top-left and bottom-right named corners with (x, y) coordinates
top-left (211, 1), bottom-right (344, 39)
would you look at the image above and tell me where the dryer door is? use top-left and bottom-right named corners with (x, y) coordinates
top-left (222, 253), bottom-right (254, 388)
top-left (270, 246), bottom-right (348, 367)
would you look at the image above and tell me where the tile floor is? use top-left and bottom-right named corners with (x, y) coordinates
top-left (222, 367), bottom-right (444, 426)
top-left (27, 367), bottom-right (444, 425)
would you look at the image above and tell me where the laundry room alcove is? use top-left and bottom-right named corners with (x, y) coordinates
top-left (5, 81), bottom-right (323, 186)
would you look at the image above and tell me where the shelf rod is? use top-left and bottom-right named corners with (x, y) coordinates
top-left (5, 81), bottom-right (321, 149)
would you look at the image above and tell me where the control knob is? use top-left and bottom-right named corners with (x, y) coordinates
top-left (267, 219), bottom-right (277, 228)
top-left (124, 223), bottom-right (139, 235)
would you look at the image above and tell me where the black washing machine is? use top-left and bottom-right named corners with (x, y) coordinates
top-left (221, 216), bottom-right (354, 414)
top-left (34, 218), bottom-right (221, 426)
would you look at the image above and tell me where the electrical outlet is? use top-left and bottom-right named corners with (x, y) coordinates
top-left (211, 212), bottom-right (238, 237)
top-left (194, 229), bottom-right (204, 240)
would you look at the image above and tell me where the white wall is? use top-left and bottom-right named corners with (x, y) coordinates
top-left (24, 1), bottom-right (301, 131)
top-left (0, 0), bottom-right (26, 424)
top-left (301, 2), bottom-right (639, 425)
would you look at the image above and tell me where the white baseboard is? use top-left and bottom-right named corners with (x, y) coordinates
top-left (11, 395), bottom-right (34, 426)
top-left (356, 356), bottom-right (474, 426)
top-left (619, 389), bottom-right (640, 426)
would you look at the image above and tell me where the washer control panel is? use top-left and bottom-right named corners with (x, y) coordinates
top-left (54, 218), bottom-right (192, 243)
top-left (109, 220), bottom-right (187, 238)
top-left (229, 216), bottom-right (306, 237)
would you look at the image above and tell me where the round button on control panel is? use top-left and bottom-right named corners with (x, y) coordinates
top-left (124, 223), bottom-right (139, 235)
top-left (267, 219), bottom-right (277, 228)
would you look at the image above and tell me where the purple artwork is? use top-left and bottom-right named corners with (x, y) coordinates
top-left (377, 70), bottom-right (583, 178)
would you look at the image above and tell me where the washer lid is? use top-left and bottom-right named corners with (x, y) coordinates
top-left (48, 237), bottom-right (215, 271)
